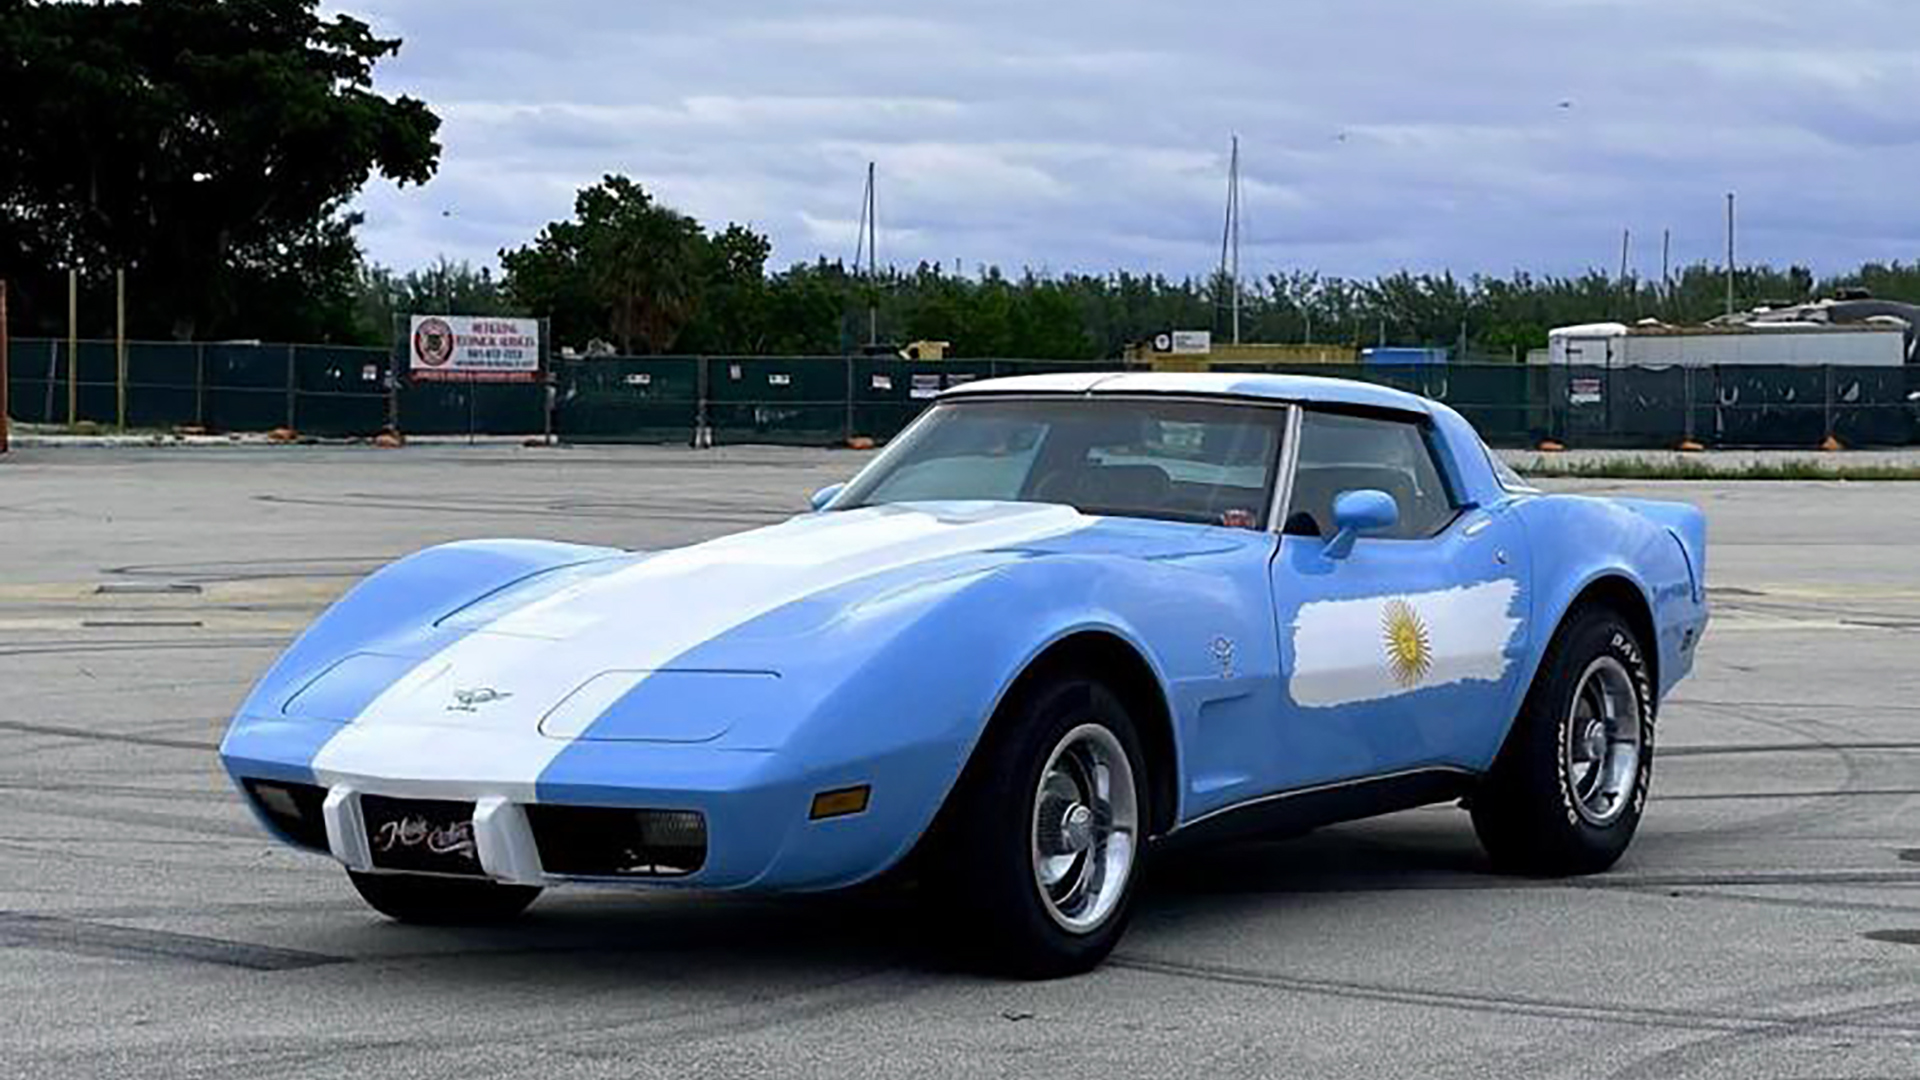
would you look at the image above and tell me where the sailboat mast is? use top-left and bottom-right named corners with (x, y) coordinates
top-left (1219, 135), bottom-right (1242, 346)
top-left (865, 163), bottom-right (878, 347)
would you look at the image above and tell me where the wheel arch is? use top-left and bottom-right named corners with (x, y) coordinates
top-left (1470, 568), bottom-right (1662, 875)
top-left (961, 627), bottom-right (1182, 840)
top-left (1538, 571), bottom-right (1661, 704)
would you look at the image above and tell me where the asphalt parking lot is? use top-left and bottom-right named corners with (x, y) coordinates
top-left (2, 445), bottom-right (1916, 1080)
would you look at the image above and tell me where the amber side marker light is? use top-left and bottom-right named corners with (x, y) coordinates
top-left (810, 785), bottom-right (871, 820)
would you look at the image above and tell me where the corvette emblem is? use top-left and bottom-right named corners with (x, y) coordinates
top-left (448, 687), bottom-right (512, 712)
top-left (1382, 600), bottom-right (1433, 688)
top-left (1209, 635), bottom-right (1237, 680)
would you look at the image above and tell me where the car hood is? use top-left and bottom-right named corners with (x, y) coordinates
top-left (463, 500), bottom-right (1096, 643)
top-left (288, 501), bottom-right (1126, 739)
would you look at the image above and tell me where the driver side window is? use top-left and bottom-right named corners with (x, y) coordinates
top-left (1285, 409), bottom-right (1457, 540)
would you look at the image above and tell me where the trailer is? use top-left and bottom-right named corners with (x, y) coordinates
top-left (1549, 320), bottom-right (1909, 367)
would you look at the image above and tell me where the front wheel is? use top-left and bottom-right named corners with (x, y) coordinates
top-left (1471, 604), bottom-right (1655, 876)
top-left (936, 673), bottom-right (1148, 978)
top-left (347, 871), bottom-right (542, 924)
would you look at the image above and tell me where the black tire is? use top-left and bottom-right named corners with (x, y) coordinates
top-left (347, 871), bottom-right (541, 924)
top-left (934, 673), bottom-right (1150, 979)
top-left (1472, 604), bottom-right (1655, 876)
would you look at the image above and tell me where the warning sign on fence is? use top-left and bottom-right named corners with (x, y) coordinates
top-left (409, 315), bottom-right (541, 382)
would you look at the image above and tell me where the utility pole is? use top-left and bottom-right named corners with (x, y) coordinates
top-left (115, 268), bottom-right (127, 430)
top-left (66, 269), bottom-right (77, 425)
top-left (1725, 192), bottom-right (1737, 317)
top-left (1619, 228), bottom-right (1632, 317)
top-left (0, 279), bottom-right (10, 455)
top-left (1218, 135), bottom-right (1242, 345)
top-left (1661, 228), bottom-right (1671, 313)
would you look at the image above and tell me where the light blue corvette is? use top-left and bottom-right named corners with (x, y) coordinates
top-left (221, 372), bottom-right (1708, 976)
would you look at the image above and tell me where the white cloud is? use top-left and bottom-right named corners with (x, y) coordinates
top-left (341, 0), bottom-right (1920, 280)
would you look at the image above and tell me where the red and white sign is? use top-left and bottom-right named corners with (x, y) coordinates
top-left (409, 315), bottom-right (541, 382)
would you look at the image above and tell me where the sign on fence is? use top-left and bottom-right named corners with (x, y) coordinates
top-left (408, 315), bottom-right (541, 382)
top-left (1151, 330), bottom-right (1212, 355)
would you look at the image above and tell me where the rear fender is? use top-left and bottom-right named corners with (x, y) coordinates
top-left (1513, 496), bottom-right (1707, 713)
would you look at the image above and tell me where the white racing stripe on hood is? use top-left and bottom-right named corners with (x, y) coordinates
top-left (310, 502), bottom-right (1093, 798)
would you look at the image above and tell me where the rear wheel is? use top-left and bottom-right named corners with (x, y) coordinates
top-left (1472, 604), bottom-right (1654, 876)
top-left (936, 673), bottom-right (1148, 978)
top-left (347, 871), bottom-right (541, 924)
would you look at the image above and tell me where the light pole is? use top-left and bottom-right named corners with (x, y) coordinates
top-left (1725, 192), bottom-right (1736, 317)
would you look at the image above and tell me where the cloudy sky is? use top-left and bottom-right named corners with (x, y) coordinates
top-left (343, 0), bottom-right (1920, 282)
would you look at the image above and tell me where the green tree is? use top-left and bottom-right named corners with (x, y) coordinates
top-left (0, 0), bottom-right (440, 340)
top-left (491, 171), bottom-right (1920, 360)
top-left (352, 257), bottom-right (517, 344)
top-left (756, 259), bottom-right (859, 354)
top-left (503, 176), bottom-right (775, 354)
top-left (678, 223), bottom-right (773, 354)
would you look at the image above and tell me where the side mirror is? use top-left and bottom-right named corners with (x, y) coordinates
top-left (809, 482), bottom-right (847, 512)
top-left (1324, 489), bottom-right (1398, 559)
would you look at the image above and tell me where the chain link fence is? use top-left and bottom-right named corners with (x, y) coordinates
top-left (7, 337), bottom-right (1919, 448)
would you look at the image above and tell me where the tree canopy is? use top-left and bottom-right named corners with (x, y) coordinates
top-left (494, 177), bottom-right (1920, 361)
top-left (500, 176), bottom-right (772, 354)
top-left (0, 0), bottom-right (439, 340)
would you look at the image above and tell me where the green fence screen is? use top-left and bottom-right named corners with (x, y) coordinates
top-left (8, 338), bottom-right (1918, 448)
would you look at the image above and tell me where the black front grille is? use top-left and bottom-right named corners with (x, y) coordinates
top-left (242, 779), bottom-right (330, 852)
top-left (525, 805), bottom-right (707, 877)
top-left (360, 793), bottom-right (484, 876)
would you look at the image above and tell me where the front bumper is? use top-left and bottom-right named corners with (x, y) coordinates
top-left (222, 716), bottom-right (965, 893)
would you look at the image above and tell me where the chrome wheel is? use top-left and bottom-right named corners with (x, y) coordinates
top-left (1564, 655), bottom-right (1643, 826)
top-left (1030, 723), bottom-right (1139, 934)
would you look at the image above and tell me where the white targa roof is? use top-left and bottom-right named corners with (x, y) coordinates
top-left (940, 371), bottom-right (1433, 414)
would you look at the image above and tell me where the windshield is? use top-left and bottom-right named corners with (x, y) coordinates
top-left (836, 397), bottom-right (1285, 528)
